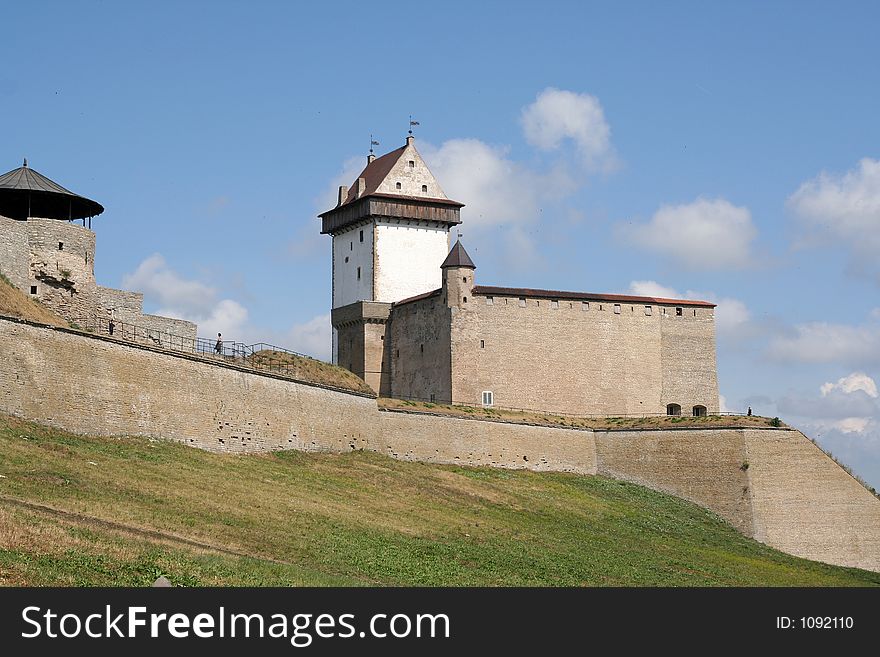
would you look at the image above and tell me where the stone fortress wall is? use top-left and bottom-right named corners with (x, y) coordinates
top-left (0, 313), bottom-right (877, 573)
top-left (383, 264), bottom-right (719, 417)
top-left (0, 214), bottom-right (196, 340)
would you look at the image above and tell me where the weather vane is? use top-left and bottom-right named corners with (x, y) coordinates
top-left (409, 115), bottom-right (420, 135)
top-left (369, 134), bottom-right (379, 155)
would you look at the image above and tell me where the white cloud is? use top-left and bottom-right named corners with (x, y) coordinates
top-left (186, 299), bottom-right (249, 340)
top-left (834, 417), bottom-right (872, 434)
top-left (423, 138), bottom-right (560, 230)
top-left (122, 254), bottom-right (216, 317)
top-left (626, 280), bottom-right (750, 336)
top-left (124, 254), bottom-right (249, 340)
top-left (286, 313), bottom-right (331, 362)
top-left (821, 372), bottom-right (878, 399)
top-left (628, 280), bottom-right (680, 299)
top-left (768, 320), bottom-right (880, 366)
top-left (788, 158), bottom-right (880, 262)
top-left (521, 88), bottom-right (618, 171)
top-left (619, 198), bottom-right (757, 270)
top-left (719, 394), bottom-right (729, 413)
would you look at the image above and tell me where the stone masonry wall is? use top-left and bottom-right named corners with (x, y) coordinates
top-left (593, 428), bottom-right (755, 536)
top-left (0, 215), bottom-right (30, 290)
top-left (26, 218), bottom-right (99, 321)
top-left (388, 294), bottom-right (452, 403)
top-left (97, 286), bottom-right (144, 322)
top-left (0, 317), bottom-right (375, 454)
top-left (0, 314), bottom-right (877, 571)
top-left (743, 428), bottom-right (880, 571)
top-left (374, 410), bottom-right (597, 474)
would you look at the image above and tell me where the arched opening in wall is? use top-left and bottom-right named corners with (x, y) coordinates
top-left (693, 405), bottom-right (707, 417)
top-left (666, 403), bottom-right (681, 416)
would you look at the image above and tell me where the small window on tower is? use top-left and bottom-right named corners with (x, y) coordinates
top-left (614, 304), bottom-right (621, 314)
top-left (344, 256), bottom-right (349, 263)
top-left (58, 242), bottom-right (64, 251)
top-left (519, 298), bottom-right (526, 307)
top-left (582, 301), bottom-right (590, 311)
top-left (463, 296), bottom-right (467, 303)
top-left (357, 267), bottom-right (361, 280)
top-left (645, 305), bottom-right (652, 316)
top-left (409, 160), bottom-right (415, 168)
top-left (420, 344), bottom-right (424, 353)
top-left (30, 285), bottom-right (37, 295)
top-left (482, 391), bottom-right (494, 407)
top-left (676, 307), bottom-right (683, 317)
top-left (421, 184), bottom-right (427, 193)
top-left (463, 276), bottom-right (467, 283)
top-left (395, 182), bottom-right (402, 190)
top-left (350, 242), bottom-right (353, 251)
top-left (359, 230), bottom-right (364, 243)
top-left (480, 339), bottom-right (485, 349)
top-left (551, 300), bottom-right (559, 309)
top-left (486, 296), bottom-right (494, 305)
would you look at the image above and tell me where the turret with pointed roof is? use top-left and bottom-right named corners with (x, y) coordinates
top-left (441, 239), bottom-right (476, 269)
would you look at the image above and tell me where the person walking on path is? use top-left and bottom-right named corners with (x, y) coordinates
top-left (214, 333), bottom-right (223, 355)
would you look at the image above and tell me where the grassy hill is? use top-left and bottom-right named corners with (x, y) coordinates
top-left (0, 413), bottom-right (877, 587)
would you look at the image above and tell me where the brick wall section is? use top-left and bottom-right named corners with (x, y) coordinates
top-left (0, 216), bottom-right (29, 289)
top-left (743, 429), bottom-right (880, 571)
top-left (593, 428), bottom-right (755, 536)
top-left (374, 410), bottom-right (597, 474)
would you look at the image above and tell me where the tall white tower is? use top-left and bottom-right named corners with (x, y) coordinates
top-left (319, 136), bottom-right (463, 369)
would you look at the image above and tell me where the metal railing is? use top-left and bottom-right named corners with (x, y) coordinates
top-left (69, 315), bottom-right (325, 382)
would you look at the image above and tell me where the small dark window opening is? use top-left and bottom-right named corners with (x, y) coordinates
top-left (480, 339), bottom-right (485, 349)
top-left (420, 344), bottom-right (424, 353)
top-left (30, 285), bottom-right (37, 295)
top-left (359, 229), bottom-right (364, 243)
top-left (676, 307), bottom-right (683, 316)
top-left (430, 393), bottom-right (435, 403)
top-left (357, 266), bottom-right (361, 280)
top-left (421, 184), bottom-right (427, 193)
top-left (350, 241), bottom-right (353, 251)
top-left (667, 403), bottom-right (681, 416)
top-left (463, 276), bottom-right (467, 283)
top-left (408, 160), bottom-right (415, 168)
top-left (396, 349), bottom-right (399, 358)
top-left (463, 296), bottom-right (467, 303)
top-left (694, 309), bottom-right (697, 317)
top-left (693, 405), bottom-right (707, 417)
top-left (380, 335), bottom-right (384, 341)
top-left (395, 182), bottom-right (402, 189)
top-left (58, 242), bottom-right (64, 251)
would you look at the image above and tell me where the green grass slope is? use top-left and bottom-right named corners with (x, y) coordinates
top-left (0, 414), bottom-right (877, 587)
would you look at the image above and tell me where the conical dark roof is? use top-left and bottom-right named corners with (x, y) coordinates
top-left (441, 240), bottom-right (475, 269)
top-left (0, 160), bottom-right (104, 220)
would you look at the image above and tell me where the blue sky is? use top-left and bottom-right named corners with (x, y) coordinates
top-left (4, 1), bottom-right (880, 487)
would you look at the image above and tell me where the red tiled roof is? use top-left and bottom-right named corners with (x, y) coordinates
top-left (471, 285), bottom-right (716, 307)
top-left (342, 147), bottom-right (406, 205)
top-left (392, 288), bottom-right (442, 307)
